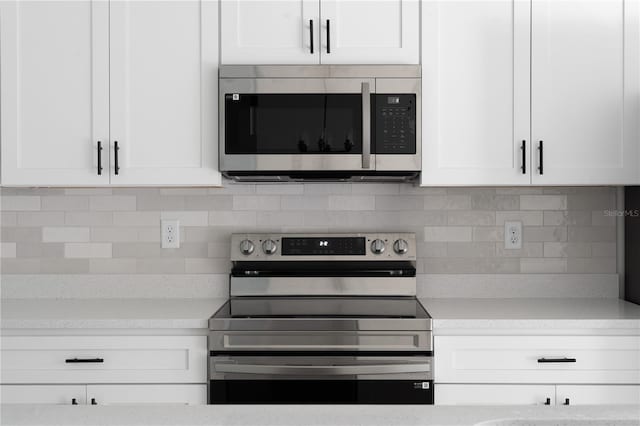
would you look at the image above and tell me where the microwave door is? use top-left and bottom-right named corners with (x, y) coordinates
top-left (219, 78), bottom-right (376, 173)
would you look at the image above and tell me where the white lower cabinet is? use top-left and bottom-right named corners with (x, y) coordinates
top-left (435, 384), bottom-right (555, 406)
top-left (86, 384), bottom-right (206, 406)
top-left (556, 385), bottom-right (640, 406)
top-left (434, 335), bottom-right (640, 406)
top-left (1, 335), bottom-right (208, 405)
top-left (1, 385), bottom-right (86, 405)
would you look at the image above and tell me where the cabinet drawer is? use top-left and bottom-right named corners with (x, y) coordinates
top-left (435, 384), bottom-right (555, 406)
top-left (435, 336), bottom-right (640, 384)
top-left (1, 336), bottom-right (207, 384)
top-left (87, 384), bottom-right (206, 405)
top-left (1, 385), bottom-right (86, 405)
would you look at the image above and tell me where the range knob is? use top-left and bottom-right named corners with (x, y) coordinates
top-left (239, 239), bottom-right (255, 256)
top-left (393, 239), bottom-right (409, 255)
top-left (262, 239), bottom-right (278, 255)
top-left (371, 239), bottom-right (386, 255)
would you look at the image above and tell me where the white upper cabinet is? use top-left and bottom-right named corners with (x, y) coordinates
top-left (0, 0), bottom-right (220, 187)
top-left (421, 0), bottom-right (531, 186)
top-left (320, 0), bottom-right (419, 64)
top-left (109, 0), bottom-right (220, 186)
top-left (220, 0), bottom-right (419, 65)
top-left (0, 0), bottom-right (110, 186)
top-left (531, 0), bottom-right (639, 185)
top-left (221, 0), bottom-right (319, 64)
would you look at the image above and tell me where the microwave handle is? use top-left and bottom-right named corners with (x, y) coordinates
top-left (362, 82), bottom-right (371, 169)
top-left (215, 363), bottom-right (430, 376)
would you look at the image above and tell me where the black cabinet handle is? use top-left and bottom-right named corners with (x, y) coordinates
top-left (538, 140), bottom-right (544, 175)
top-left (326, 19), bottom-right (331, 53)
top-left (71, 398), bottom-right (78, 405)
top-left (91, 398), bottom-right (98, 405)
top-left (537, 357), bottom-right (576, 363)
top-left (544, 397), bottom-right (551, 405)
top-left (65, 358), bottom-right (104, 363)
top-left (564, 398), bottom-right (570, 405)
top-left (521, 140), bottom-right (526, 174)
top-left (114, 141), bottom-right (120, 175)
top-left (309, 20), bottom-right (314, 54)
top-left (97, 141), bottom-right (103, 175)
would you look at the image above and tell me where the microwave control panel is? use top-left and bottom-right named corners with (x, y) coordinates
top-left (373, 94), bottom-right (416, 154)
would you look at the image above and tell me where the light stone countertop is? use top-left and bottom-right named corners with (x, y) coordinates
top-left (420, 298), bottom-right (640, 333)
top-left (0, 298), bottom-right (227, 329)
top-left (1, 404), bottom-right (639, 426)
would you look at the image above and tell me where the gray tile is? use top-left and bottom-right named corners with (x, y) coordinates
top-left (566, 257), bottom-right (616, 273)
top-left (471, 194), bottom-right (519, 210)
top-left (328, 195), bottom-right (375, 211)
top-left (91, 227), bottom-right (141, 243)
top-left (2, 196), bottom-right (41, 211)
top-left (591, 210), bottom-right (616, 227)
top-left (233, 195), bottom-right (280, 211)
top-left (424, 226), bottom-right (472, 242)
top-left (543, 242), bottom-right (591, 258)
top-left (423, 258), bottom-right (519, 273)
top-left (40, 259), bottom-right (90, 274)
top-left (281, 196), bottom-right (328, 211)
top-left (495, 242), bottom-right (543, 258)
top-left (208, 243), bottom-right (230, 258)
top-left (447, 211), bottom-right (495, 226)
top-left (257, 211), bottom-right (305, 227)
top-left (113, 243), bottom-right (162, 258)
top-left (304, 183), bottom-right (352, 195)
top-left (136, 195), bottom-right (186, 211)
top-left (352, 183), bottom-right (400, 194)
top-left (1, 259), bottom-right (40, 273)
top-left (523, 226), bottom-right (568, 242)
top-left (416, 242), bottom-right (448, 258)
top-left (256, 184), bottom-right (304, 195)
top-left (185, 258), bottom-right (230, 273)
top-left (472, 227), bottom-right (504, 242)
top-left (568, 226), bottom-right (616, 242)
top-left (591, 242), bottom-right (617, 258)
top-left (65, 212), bottom-right (113, 226)
top-left (89, 196), bottom-right (136, 211)
top-left (446, 242), bottom-right (496, 258)
top-left (1, 227), bottom-right (42, 243)
top-left (17, 212), bottom-right (65, 227)
top-left (136, 258), bottom-right (185, 274)
top-left (543, 211), bottom-right (591, 226)
top-left (64, 243), bottom-right (112, 258)
top-left (160, 211), bottom-right (208, 226)
top-left (567, 192), bottom-right (616, 210)
top-left (1, 242), bottom-right (17, 258)
top-left (43, 227), bottom-right (90, 243)
top-left (64, 188), bottom-right (112, 195)
top-left (113, 212), bottom-right (160, 227)
top-left (209, 211), bottom-right (257, 227)
top-left (41, 196), bottom-right (89, 211)
top-left (520, 195), bottom-right (567, 210)
top-left (520, 258), bottom-right (567, 273)
top-left (89, 259), bottom-right (137, 274)
top-left (496, 211), bottom-right (543, 226)
top-left (424, 195), bottom-right (471, 210)
top-left (375, 196), bottom-right (423, 211)
top-left (1, 212), bottom-right (17, 226)
top-left (16, 243), bottom-right (65, 258)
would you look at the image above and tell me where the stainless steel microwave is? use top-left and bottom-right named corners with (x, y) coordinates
top-left (219, 65), bottom-right (421, 182)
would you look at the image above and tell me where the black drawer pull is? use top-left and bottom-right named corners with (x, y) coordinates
top-left (309, 20), bottom-right (314, 54)
top-left (114, 141), bottom-right (120, 175)
top-left (91, 398), bottom-right (98, 405)
top-left (544, 397), bottom-right (551, 405)
top-left (65, 358), bottom-right (104, 363)
top-left (521, 140), bottom-right (526, 174)
top-left (538, 140), bottom-right (544, 175)
top-left (71, 398), bottom-right (78, 405)
top-left (537, 357), bottom-right (576, 363)
top-left (97, 141), bottom-right (103, 175)
top-left (564, 398), bottom-right (570, 405)
top-left (326, 19), bottom-right (331, 53)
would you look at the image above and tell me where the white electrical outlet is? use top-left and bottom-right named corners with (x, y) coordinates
top-left (504, 221), bottom-right (522, 250)
top-left (161, 219), bottom-right (180, 249)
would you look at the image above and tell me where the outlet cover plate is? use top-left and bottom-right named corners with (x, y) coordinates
top-left (504, 221), bottom-right (522, 250)
top-left (161, 219), bottom-right (180, 249)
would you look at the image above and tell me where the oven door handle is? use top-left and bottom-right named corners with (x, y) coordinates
top-left (215, 363), bottom-right (431, 376)
top-left (362, 81), bottom-right (371, 170)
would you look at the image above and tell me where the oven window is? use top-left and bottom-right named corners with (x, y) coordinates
top-left (225, 94), bottom-right (362, 155)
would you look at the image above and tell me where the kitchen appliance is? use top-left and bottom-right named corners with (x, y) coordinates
top-left (209, 233), bottom-right (433, 404)
top-left (625, 187), bottom-right (640, 305)
top-left (219, 66), bottom-right (421, 182)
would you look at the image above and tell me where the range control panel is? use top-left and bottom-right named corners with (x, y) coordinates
top-left (373, 94), bottom-right (416, 155)
top-left (231, 233), bottom-right (416, 261)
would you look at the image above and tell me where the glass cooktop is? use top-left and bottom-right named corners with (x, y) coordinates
top-left (212, 297), bottom-right (430, 319)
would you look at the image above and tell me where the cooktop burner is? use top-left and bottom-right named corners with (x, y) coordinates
top-left (212, 296), bottom-right (431, 319)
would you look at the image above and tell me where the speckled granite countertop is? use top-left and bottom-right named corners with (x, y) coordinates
top-left (0, 298), bottom-right (227, 329)
top-left (1, 404), bottom-right (639, 426)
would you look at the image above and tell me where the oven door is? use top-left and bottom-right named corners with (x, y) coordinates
top-left (209, 355), bottom-right (433, 404)
top-left (219, 77), bottom-right (375, 173)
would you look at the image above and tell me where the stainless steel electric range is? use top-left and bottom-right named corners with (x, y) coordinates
top-left (209, 233), bottom-right (433, 404)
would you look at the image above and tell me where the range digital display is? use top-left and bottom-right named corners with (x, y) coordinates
top-left (282, 237), bottom-right (366, 256)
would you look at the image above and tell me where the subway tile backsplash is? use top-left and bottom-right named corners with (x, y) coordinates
top-left (0, 183), bottom-right (620, 298)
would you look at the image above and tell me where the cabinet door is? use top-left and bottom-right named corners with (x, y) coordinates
top-left (531, 0), bottom-right (640, 185)
top-left (556, 385), bottom-right (640, 406)
top-left (0, 0), bottom-right (110, 186)
top-left (86, 384), bottom-right (206, 405)
top-left (320, 0), bottom-right (419, 64)
top-left (109, 0), bottom-right (220, 186)
top-left (220, 0), bottom-right (319, 64)
top-left (435, 384), bottom-right (555, 406)
top-left (421, 0), bottom-right (531, 186)
top-left (1, 385), bottom-right (86, 405)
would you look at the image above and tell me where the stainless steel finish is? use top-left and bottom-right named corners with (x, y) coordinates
top-left (361, 81), bottom-right (371, 169)
top-left (215, 363), bottom-right (431, 376)
top-left (219, 65), bottom-right (421, 180)
top-left (261, 239), bottom-right (277, 255)
top-left (370, 239), bottom-right (385, 255)
top-left (229, 233), bottom-right (416, 262)
top-left (219, 65), bottom-right (421, 79)
top-left (239, 239), bottom-right (254, 255)
top-left (229, 276), bottom-right (417, 297)
top-left (394, 239), bottom-right (409, 255)
top-left (210, 356), bottom-right (432, 381)
top-left (209, 331), bottom-right (432, 352)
